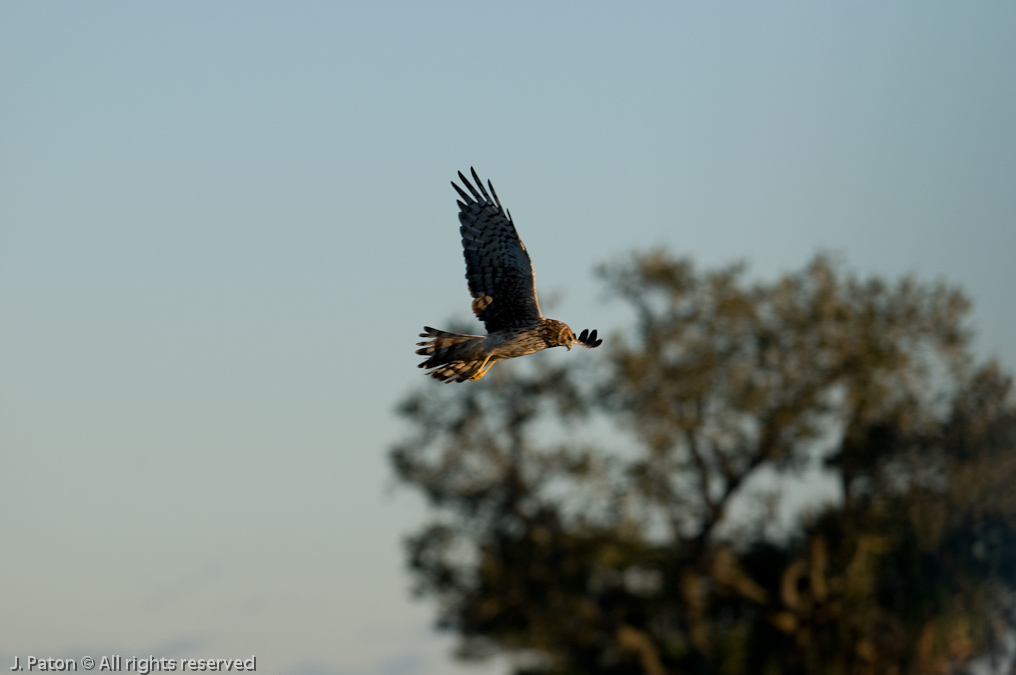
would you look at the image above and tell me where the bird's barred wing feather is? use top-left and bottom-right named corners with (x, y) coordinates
top-left (453, 168), bottom-right (542, 333)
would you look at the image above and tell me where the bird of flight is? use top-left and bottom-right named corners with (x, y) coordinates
top-left (416, 168), bottom-right (601, 383)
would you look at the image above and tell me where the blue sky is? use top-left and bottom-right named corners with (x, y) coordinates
top-left (2, 3), bottom-right (1014, 674)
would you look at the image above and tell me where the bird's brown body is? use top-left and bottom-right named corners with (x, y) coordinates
top-left (416, 169), bottom-right (601, 383)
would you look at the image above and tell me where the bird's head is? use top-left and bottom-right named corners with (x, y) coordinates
top-left (545, 320), bottom-right (602, 351)
top-left (544, 320), bottom-right (576, 350)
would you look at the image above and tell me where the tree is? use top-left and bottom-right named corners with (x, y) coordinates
top-left (391, 251), bottom-right (1016, 675)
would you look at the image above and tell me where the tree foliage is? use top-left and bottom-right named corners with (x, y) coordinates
top-left (391, 251), bottom-right (1016, 675)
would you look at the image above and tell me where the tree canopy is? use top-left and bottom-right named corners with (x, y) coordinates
top-left (391, 251), bottom-right (1016, 675)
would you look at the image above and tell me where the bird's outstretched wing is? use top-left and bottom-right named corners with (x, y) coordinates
top-left (577, 328), bottom-right (602, 348)
top-left (453, 168), bottom-right (542, 333)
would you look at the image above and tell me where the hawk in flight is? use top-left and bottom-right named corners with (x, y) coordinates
top-left (416, 168), bottom-right (601, 382)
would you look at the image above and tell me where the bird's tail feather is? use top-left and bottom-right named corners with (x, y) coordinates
top-left (416, 327), bottom-right (489, 382)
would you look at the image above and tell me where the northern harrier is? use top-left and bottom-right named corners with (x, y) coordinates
top-left (416, 168), bottom-right (601, 382)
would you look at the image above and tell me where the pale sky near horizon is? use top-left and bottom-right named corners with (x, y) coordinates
top-left (2, 3), bottom-right (1015, 674)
